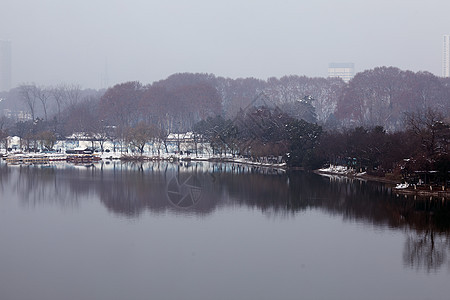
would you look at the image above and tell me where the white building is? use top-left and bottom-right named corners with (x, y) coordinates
top-left (0, 40), bottom-right (12, 92)
top-left (3, 109), bottom-right (32, 121)
top-left (328, 63), bottom-right (354, 83)
top-left (443, 35), bottom-right (450, 78)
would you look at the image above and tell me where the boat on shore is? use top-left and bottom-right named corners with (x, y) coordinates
top-left (5, 154), bottom-right (49, 164)
top-left (4, 153), bottom-right (67, 164)
top-left (66, 148), bottom-right (101, 163)
top-left (2, 148), bottom-right (101, 165)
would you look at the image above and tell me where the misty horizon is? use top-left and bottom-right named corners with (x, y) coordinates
top-left (1, 0), bottom-right (450, 89)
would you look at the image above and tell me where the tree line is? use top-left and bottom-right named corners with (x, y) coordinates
top-left (192, 104), bottom-right (448, 182)
top-left (0, 66), bottom-right (448, 181)
top-left (0, 66), bottom-right (448, 134)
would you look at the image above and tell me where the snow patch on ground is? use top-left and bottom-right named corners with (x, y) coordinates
top-left (318, 165), bottom-right (353, 175)
top-left (317, 165), bottom-right (367, 178)
top-left (395, 183), bottom-right (409, 189)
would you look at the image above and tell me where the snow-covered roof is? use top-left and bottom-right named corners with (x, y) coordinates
top-left (7, 136), bottom-right (20, 144)
top-left (66, 132), bottom-right (89, 140)
top-left (166, 132), bottom-right (198, 140)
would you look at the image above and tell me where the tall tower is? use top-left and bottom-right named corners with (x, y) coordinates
top-left (0, 40), bottom-right (12, 92)
top-left (443, 35), bottom-right (450, 78)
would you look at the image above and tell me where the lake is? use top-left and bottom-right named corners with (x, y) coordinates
top-left (0, 160), bottom-right (449, 300)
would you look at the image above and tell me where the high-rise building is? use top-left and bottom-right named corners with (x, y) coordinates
top-left (328, 62), bottom-right (354, 82)
top-left (443, 35), bottom-right (450, 78)
top-left (0, 40), bottom-right (12, 92)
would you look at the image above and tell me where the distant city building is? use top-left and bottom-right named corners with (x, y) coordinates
top-left (443, 35), bottom-right (450, 77)
top-left (3, 109), bottom-right (32, 121)
top-left (328, 63), bottom-right (354, 82)
top-left (0, 40), bottom-right (12, 92)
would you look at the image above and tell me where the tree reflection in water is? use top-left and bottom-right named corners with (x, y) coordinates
top-left (1, 160), bottom-right (449, 272)
top-left (404, 230), bottom-right (449, 273)
top-left (402, 197), bottom-right (450, 273)
top-left (0, 162), bottom-right (11, 191)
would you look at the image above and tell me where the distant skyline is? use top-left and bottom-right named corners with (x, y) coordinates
top-left (1, 0), bottom-right (450, 89)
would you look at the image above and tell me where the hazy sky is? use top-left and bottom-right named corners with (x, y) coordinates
top-left (1, 0), bottom-right (449, 89)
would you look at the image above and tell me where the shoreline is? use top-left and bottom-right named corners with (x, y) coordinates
top-left (314, 169), bottom-right (400, 184)
top-left (119, 154), bottom-right (288, 170)
top-left (2, 153), bottom-right (448, 197)
top-left (2, 152), bottom-right (289, 170)
top-left (315, 167), bottom-right (449, 198)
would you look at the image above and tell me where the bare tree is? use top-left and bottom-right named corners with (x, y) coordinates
top-left (36, 130), bottom-right (56, 150)
top-left (19, 84), bottom-right (38, 120)
top-left (0, 128), bottom-right (8, 152)
top-left (36, 86), bottom-right (51, 121)
top-left (51, 84), bottom-right (67, 121)
top-left (0, 115), bottom-right (8, 130)
top-left (125, 122), bottom-right (158, 155)
top-left (65, 84), bottom-right (82, 107)
top-left (405, 108), bottom-right (446, 158)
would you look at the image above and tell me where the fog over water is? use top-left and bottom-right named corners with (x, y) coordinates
top-left (1, 0), bottom-right (449, 88)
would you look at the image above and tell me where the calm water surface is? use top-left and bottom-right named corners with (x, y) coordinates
top-left (0, 161), bottom-right (449, 300)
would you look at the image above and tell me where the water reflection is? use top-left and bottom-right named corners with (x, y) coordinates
top-left (401, 197), bottom-right (450, 273)
top-left (1, 160), bottom-right (449, 272)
